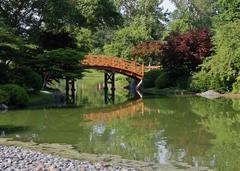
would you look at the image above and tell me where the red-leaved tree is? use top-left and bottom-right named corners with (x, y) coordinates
top-left (130, 41), bottom-right (165, 65)
top-left (162, 28), bottom-right (213, 74)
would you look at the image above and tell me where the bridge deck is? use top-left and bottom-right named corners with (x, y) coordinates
top-left (81, 55), bottom-right (144, 80)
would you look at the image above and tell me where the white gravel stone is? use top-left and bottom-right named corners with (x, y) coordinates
top-left (0, 145), bottom-right (138, 171)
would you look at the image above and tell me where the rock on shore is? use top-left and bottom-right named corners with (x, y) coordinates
top-left (0, 104), bottom-right (8, 111)
top-left (0, 145), bottom-right (137, 171)
top-left (196, 90), bottom-right (222, 99)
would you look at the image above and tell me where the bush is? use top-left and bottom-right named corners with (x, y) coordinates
top-left (232, 77), bottom-right (240, 93)
top-left (143, 70), bottom-right (163, 88)
top-left (0, 64), bottom-right (10, 84)
top-left (176, 75), bottom-right (190, 89)
top-left (0, 89), bottom-right (9, 104)
top-left (190, 69), bottom-right (229, 92)
top-left (155, 71), bottom-right (177, 89)
top-left (0, 84), bottom-right (29, 105)
top-left (189, 72), bottom-right (210, 92)
top-left (14, 67), bottom-right (42, 91)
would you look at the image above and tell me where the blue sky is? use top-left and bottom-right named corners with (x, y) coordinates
top-left (160, 0), bottom-right (176, 12)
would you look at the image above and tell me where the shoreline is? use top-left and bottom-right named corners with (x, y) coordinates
top-left (0, 138), bottom-right (206, 171)
top-left (0, 145), bottom-right (136, 171)
top-left (143, 87), bottom-right (240, 99)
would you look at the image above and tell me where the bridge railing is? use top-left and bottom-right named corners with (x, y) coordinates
top-left (81, 54), bottom-right (144, 79)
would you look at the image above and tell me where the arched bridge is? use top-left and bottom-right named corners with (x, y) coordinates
top-left (66, 55), bottom-right (150, 104)
top-left (80, 54), bottom-right (144, 80)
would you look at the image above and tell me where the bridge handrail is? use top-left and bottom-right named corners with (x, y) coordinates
top-left (81, 54), bottom-right (144, 79)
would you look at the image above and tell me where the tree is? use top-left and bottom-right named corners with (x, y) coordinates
top-left (169, 0), bottom-right (219, 32)
top-left (216, 0), bottom-right (240, 22)
top-left (77, 0), bottom-right (122, 28)
top-left (103, 24), bottom-right (151, 59)
top-left (39, 31), bottom-right (77, 50)
top-left (130, 41), bottom-right (165, 65)
top-left (191, 21), bottom-right (240, 92)
top-left (35, 48), bottom-right (85, 87)
top-left (190, 0), bottom-right (240, 92)
top-left (0, 0), bottom-right (121, 35)
top-left (0, 22), bottom-right (24, 65)
top-left (162, 28), bottom-right (213, 74)
top-left (114, 0), bottom-right (166, 39)
top-left (100, 0), bottom-right (168, 58)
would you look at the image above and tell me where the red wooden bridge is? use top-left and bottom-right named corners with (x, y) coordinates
top-left (80, 54), bottom-right (145, 80)
top-left (66, 54), bottom-right (160, 104)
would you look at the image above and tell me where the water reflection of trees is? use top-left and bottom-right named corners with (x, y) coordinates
top-left (85, 97), bottom-right (240, 170)
top-left (188, 97), bottom-right (240, 170)
top-left (82, 97), bottom-right (214, 166)
top-left (144, 97), bottom-right (214, 167)
top-left (1, 96), bottom-right (240, 170)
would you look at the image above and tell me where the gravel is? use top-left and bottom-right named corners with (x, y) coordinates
top-left (0, 145), bottom-right (138, 171)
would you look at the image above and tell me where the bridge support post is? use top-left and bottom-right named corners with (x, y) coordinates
top-left (104, 72), bottom-right (115, 104)
top-left (66, 78), bottom-right (76, 104)
top-left (129, 78), bottom-right (143, 99)
top-left (104, 72), bottom-right (115, 90)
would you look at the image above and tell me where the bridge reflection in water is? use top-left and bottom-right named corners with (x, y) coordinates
top-left (83, 99), bottom-right (154, 123)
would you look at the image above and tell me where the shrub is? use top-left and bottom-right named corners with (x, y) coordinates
top-left (232, 77), bottom-right (240, 93)
top-left (155, 71), bottom-right (177, 89)
top-left (14, 67), bottom-right (42, 91)
top-left (189, 72), bottom-right (210, 92)
top-left (0, 84), bottom-right (29, 105)
top-left (143, 69), bottom-right (163, 88)
top-left (176, 75), bottom-right (190, 89)
top-left (0, 89), bottom-right (9, 104)
top-left (190, 70), bottom-right (226, 92)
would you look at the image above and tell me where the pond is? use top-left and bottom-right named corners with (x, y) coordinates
top-left (0, 75), bottom-right (240, 171)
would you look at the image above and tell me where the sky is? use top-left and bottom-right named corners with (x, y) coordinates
top-left (160, 0), bottom-right (176, 12)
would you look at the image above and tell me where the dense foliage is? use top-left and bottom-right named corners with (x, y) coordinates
top-left (190, 1), bottom-right (240, 92)
top-left (0, 89), bottom-right (9, 104)
top-left (13, 67), bottom-right (42, 91)
top-left (162, 28), bottom-right (213, 74)
top-left (130, 41), bottom-right (165, 65)
top-left (35, 49), bottom-right (85, 87)
top-left (0, 0), bottom-right (239, 106)
top-left (0, 0), bottom-right (122, 106)
top-left (155, 71), bottom-right (177, 89)
top-left (0, 84), bottom-right (29, 106)
top-left (103, 24), bottom-right (151, 59)
top-left (143, 70), bottom-right (164, 88)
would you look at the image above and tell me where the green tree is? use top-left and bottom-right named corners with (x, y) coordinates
top-left (103, 24), bottom-right (151, 59)
top-left (169, 0), bottom-right (218, 32)
top-left (0, 0), bottom-right (120, 35)
top-left (114, 0), bottom-right (166, 39)
top-left (0, 22), bottom-right (24, 65)
top-left (190, 1), bottom-right (240, 92)
top-left (35, 48), bottom-right (85, 87)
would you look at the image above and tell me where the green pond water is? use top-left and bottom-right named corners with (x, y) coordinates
top-left (1, 76), bottom-right (240, 170)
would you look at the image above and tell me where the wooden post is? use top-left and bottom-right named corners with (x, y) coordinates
top-left (104, 71), bottom-right (115, 104)
top-left (66, 78), bottom-right (69, 103)
top-left (71, 79), bottom-right (76, 104)
top-left (66, 77), bottom-right (76, 104)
